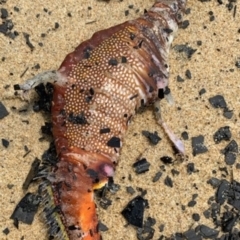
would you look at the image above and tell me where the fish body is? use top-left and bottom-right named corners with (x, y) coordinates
top-left (15, 1), bottom-right (187, 239)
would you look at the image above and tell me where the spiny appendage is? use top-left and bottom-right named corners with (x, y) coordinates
top-left (39, 182), bottom-right (70, 240)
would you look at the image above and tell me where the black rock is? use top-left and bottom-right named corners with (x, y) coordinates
top-left (10, 192), bottom-right (41, 225)
top-left (121, 196), bottom-right (146, 228)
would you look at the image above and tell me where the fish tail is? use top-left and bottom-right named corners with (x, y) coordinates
top-left (40, 148), bottom-right (114, 240)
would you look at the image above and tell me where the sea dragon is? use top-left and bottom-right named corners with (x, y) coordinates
top-left (14, 0), bottom-right (187, 239)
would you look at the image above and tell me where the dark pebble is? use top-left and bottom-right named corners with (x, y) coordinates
top-left (216, 179), bottom-right (230, 204)
top-left (209, 95), bottom-right (227, 108)
top-left (164, 175), bottom-right (173, 188)
top-left (132, 158), bottom-right (150, 174)
top-left (207, 177), bottom-right (221, 188)
top-left (223, 108), bottom-right (233, 119)
top-left (181, 131), bottom-right (189, 140)
top-left (22, 158), bottom-right (41, 190)
top-left (197, 40), bottom-right (202, 46)
top-left (224, 152), bottom-right (236, 165)
top-left (183, 228), bottom-right (202, 240)
top-left (160, 156), bottom-right (173, 164)
top-left (2, 138), bottom-right (9, 148)
top-left (152, 171), bottom-right (162, 182)
top-left (198, 224), bottom-right (219, 238)
top-left (213, 126), bottom-right (231, 143)
top-left (0, 101), bottom-right (9, 119)
top-left (199, 88), bottom-right (206, 96)
top-left (126, 186), bottom-right (135, 195)
top-left (0, 8), bottom-right (8, 19)
top-left (191, 135), bottom-right (208, 156)
top-left (185, 69), bottom-right (192, 79)
top-left (192, 213), bottom-right (200, 221)
top-left (177, 75), bottom-right (184, 82)
top-left (174, 44), bottom-right (196, 58)
top-left (181, 20), bottom-right (190, 29)
top-left (187, 162), bottom-right (196, 174)
top-left (188, 200), bottom-right (196, 207)
top-left (142, 130), bottom-right (161, 145)
top-left (121, 196), bottom-right (146, 228)
top-left (98, 221), bottom-right (109, 232)
top-left (2, 227), bottom-right (10, 235)
top-left (10, 192), bottom-right (41, 224)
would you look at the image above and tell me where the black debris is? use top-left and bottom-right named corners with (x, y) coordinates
top-left (142, 131), bottom-right (161, 145)
top-left (159, 224), bottom-right (165, 232)
top-left (228, 180), bottom-right (240, 211)
top-left (174, 44), bottom-right (196, 58)
top-left (164, 175), bottom-right (173, 188)
top-left (183, 228), bottom-right (202, 240)
top-left (108, 58), bottom-right (118, 66)
top-left (22, 158), bottom-right (41, 190)
top-left (171, 169), bottom-right (180, 176)
top-left (133, 158), bottom-right (150, 174)
top-left (192, 213), bottom-right (200, 221)
top-left (68, 112), bottom-right (88, 125)
top-left (23, 32), bottom-right (34, 50)
top-left (221, 209), bottom-right (236, 232)
top-left (83, 46), bottom-right (93, 59)
top-left (0, 101), bottom-right (9, 119)
top-left (209, 95), bottom-right (227, 109)
top-left (181, 20), bottom-right (190, 29)
top-left (130, 94), bottom-right (138, 100)
top-left (41, 122), bottom-right (52, 136)
top-left (160, 156), bottom-right (173, 164)
top-left (126, 186), bottom-right (135, 195)
top-left (216, 179), bottom-right (230, 205)
top-left (213, 126), bottom-right (231, 144)
top-left (198, 224), bottom-right (219, 238)
top-left (152, 171), bottom-right (162, 183)
top-left (41, 141), bottom-right (58, 166)
top-left (191, 135), bottom-right (208, 156)
top-left (188, 200), bottom-right (196, 207)
top-left (224, 152), bottom-right (236, 165)
top-left (185, 69), bottom-right (192, 79)
top-left (54, 22), bottom-right (59, 29)
top-left (0, 8), bottom-right (8, 18)
top-left (0, 17), bottom-right (16, 39)
top-left (187, 162), bottom-right (196, 174)
top-left (177, 75), bottom-right (184, 82)
top-left (105, 177), bottom-right (120, 193)
top-left (2, 138), bottom-right (9, 148)
top-left (207, 177), bottom-right (221, 188)
top-left (137, 217), bottom-right (155, 240)
top-left (181, 131), bottom-right (189, 140)
top-left (100, 127), bottom-right (110, 134)
top-left (121, 56), bottom-right (127, 63)
top-left (223, 108), bottom-right (233, 119)
top-left (221, 140), bottom-right (238, 154)
top-left (2, 227), bottom-right (9, 235)
top-left (99, 197), bottom-right (112, 210)
top-left (98, 221), bottom-right (109, 232)
top-left (33, 83), bottom-right (53, 113)
top-left (10, 192), bottom-right (41, 225)
top-left (107, 136), bottom-right (121, 148)
top-left (199, 88), bottom-right (206, 96)
top-left (121, 196), bottom-right (146, 228)
top-left (209, 15), bottom-right (215, 21)
top-left (197, 40), bottom-right (202, 46)
top-left (164, 87), bottom-right (171, 97)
